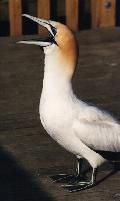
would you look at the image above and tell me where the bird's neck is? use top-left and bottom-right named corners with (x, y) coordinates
top-left (42, 53), bottom-right (75, 98)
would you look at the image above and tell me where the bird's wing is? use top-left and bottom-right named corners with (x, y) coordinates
top-left (77, 102), bottom-right (118, 124)
top-left (73, 104), bottom-right (120, 152)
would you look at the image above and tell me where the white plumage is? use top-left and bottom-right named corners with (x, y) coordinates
top-left (39, 45), bottom-right (120, 169)
top-left (19, 14), bottom-right (120, 192)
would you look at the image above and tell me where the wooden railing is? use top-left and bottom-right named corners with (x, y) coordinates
top-left (8, 0), bottom-right (116, 36)
top-left (91, 0), bottom-right (116, 28)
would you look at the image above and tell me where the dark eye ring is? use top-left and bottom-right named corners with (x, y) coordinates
top-left (50, 24), bottom-right (57, 36)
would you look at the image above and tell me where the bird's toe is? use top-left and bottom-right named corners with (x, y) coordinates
top-left (50, 173), bottom-right (74, 183)
top-left (65, 181), bottom-right (95, 192)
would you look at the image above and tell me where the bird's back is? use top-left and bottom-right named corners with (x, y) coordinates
top-left (73, 99), bottom-right (120, 153)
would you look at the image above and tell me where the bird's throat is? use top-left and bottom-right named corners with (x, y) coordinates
top-left (42, 54), bottom-right (74, 100)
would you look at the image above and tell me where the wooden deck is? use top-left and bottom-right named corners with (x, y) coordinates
top-left (0, 28), bottom-right (120, 200)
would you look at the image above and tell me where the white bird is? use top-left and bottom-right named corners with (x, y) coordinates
top-left (18, 14), bottom-right (120, 192)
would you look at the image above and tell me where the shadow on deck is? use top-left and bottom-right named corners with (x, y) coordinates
top-left (0, 146), bottom-right (54, 201)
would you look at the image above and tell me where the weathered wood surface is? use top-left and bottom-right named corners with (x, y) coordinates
top-left (37, 0), bottom-right (51, 34)
top-left (66, 0), bottom-right (79, 31)
top-left (91, 0), bottom-right (116, 28)
top-left (0, 28), bottom-right (120, 200)
top-left (9, 0), bottom-right (22, 36)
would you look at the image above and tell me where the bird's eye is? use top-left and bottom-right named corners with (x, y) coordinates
top-left (50, 24), bottom-right (57, 36)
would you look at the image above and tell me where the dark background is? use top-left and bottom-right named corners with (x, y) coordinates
top-left (1, 0), bottom-right (120, 36)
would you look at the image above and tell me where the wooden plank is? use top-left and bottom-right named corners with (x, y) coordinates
top-left (91, 0), bottom-right (101, 28)
top-left (91, 0), bottom-right (116, 28)
top-left (37, 0), bottom-right (50, 34)
top-left (9, 0), bottom-right (22, 36)
top-left (65, 0), bottom-right (79, 31)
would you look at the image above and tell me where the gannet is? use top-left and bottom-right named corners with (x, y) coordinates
top-left (18, 14), bottom-right (120, 192)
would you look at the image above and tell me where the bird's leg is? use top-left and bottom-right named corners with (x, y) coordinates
top-left (76, 156), bottom-right (83, 176)
top-left (62, 157), bottom-right (88, 184)
top-left (64, 167), bottom-right (97, 192)
top-left (50, 157), bottom-right (83, 183)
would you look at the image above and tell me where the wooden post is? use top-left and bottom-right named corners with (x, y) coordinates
top-left (91, 0), bottom-right (116, 28)
top-left (37, 0), bottom-right (51, 34)
top-left (9, 0), bottom-right (22, 36)
top-left (66, 0), bottom-right (79, 31)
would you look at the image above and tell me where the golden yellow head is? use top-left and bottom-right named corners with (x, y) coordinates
top-left (18, 14), bottom-right (78, 76)
top-left (54, 22), bottom-right (78, 73)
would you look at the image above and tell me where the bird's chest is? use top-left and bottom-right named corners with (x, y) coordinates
top-left (39, 94), bottom-right (73, 138)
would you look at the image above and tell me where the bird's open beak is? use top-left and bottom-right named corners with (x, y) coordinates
top-left (17, 14), bottom-right (57, 47)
